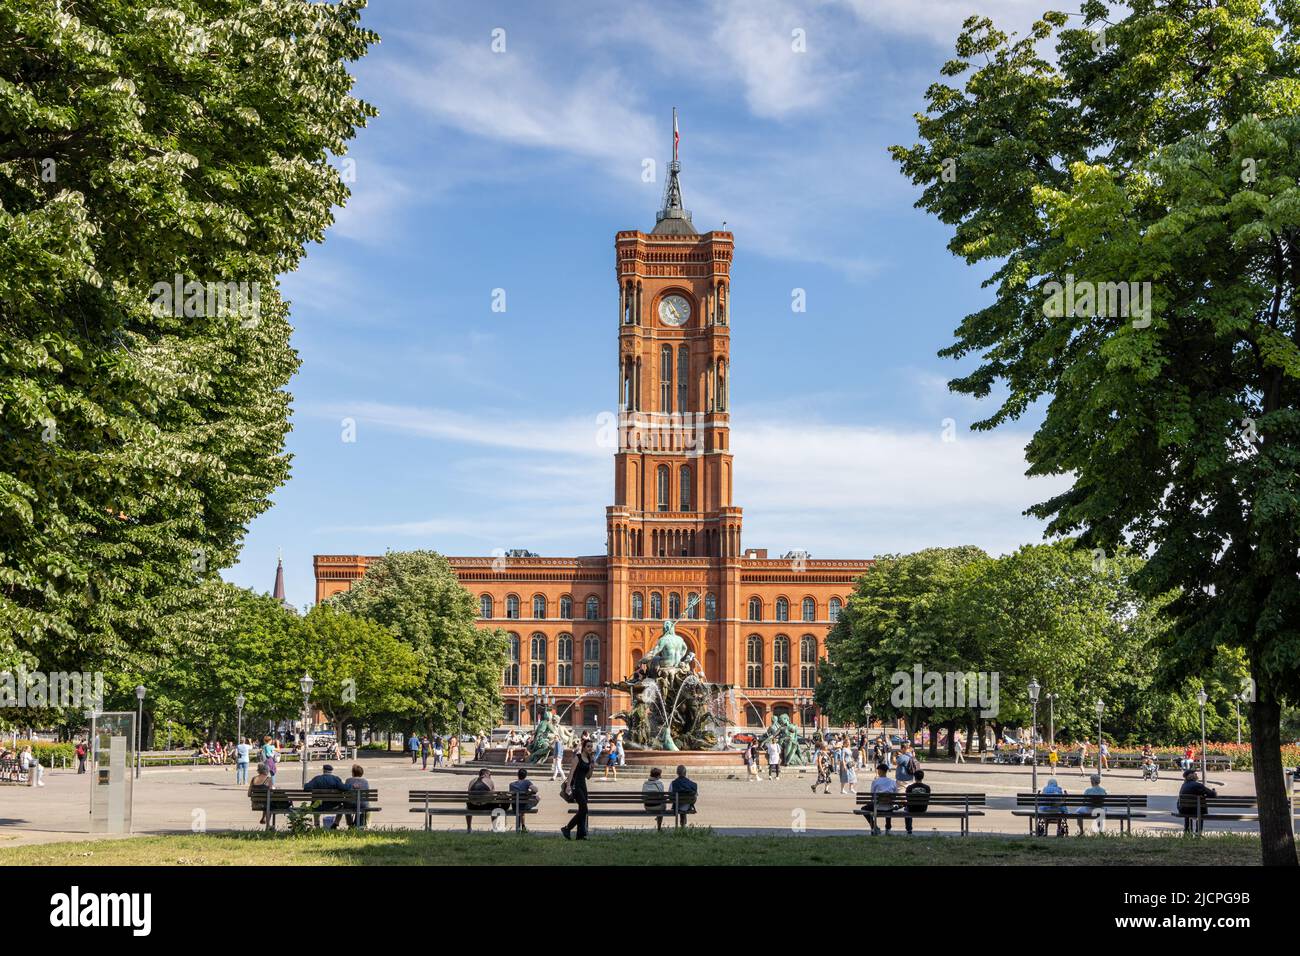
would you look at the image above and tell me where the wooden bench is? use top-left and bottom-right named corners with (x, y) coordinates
top-left (1173, 794), bottom-right (1258, 832)
top-left (249, 788), bottom-right (379, 831)
top-left (0, 757), bottom-right (25, 784)
top-left (854, 792), bottom-right (985, 835)
top-left (581, 789), bottom-right (698, 829)
top-left (1013, 793), bottom-right (1148, 835)
top-left (409, 789), bottom-right (539, 832)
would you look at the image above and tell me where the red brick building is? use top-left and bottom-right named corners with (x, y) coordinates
top-left (315, 142), bottom-right (871, 730)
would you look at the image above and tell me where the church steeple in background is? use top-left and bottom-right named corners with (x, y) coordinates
top-left (273, 549), bottom-right (292, 610)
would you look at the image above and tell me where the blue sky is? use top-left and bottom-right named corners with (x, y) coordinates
top-left (226, 0), bottom-right (1073, 607)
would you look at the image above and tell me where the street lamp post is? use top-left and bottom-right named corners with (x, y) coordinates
top-left (299, 673), bottom-right (314, 787)
top-left (1095, 699), bottom-right (1105, 779)
top-left (1028, 679), bottom-right (1041, 794)
top-left (1196, 687), bottom-right (1209, 782)
top-left (456, 699), bottom-right (466, 757)
top-left (1045, 693), bottom-right (1056, 747)
top-left (134, 685), bottom-right (146, 779)
top-left (236, 691), bottom-right (246, 745)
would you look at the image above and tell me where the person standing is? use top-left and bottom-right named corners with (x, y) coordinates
top-left (408, 732), bottom-right (420, 765)
top-left (234, 737), bottom-right (252, 785)
top-left (420, 735), bottom-right (430, 770)
top-left (261, 736), bottom-right (278, 783)
top-left (894, 741), bottom-right (918, 788)
top-left (743, 740), bottom-right (759, 783)
top-left (561, 740), bottom-right (594, 840)
top-left (551, 734), bottom-right (566, 781)
top-left (75, 739), bottom-right (88, 774)
top-left (838, 739), bottom-right (858, 795)
top-left (953, 730), bottom-right (966, 764)
top-left (765, 737), bottom-right (782, 779)
top-left (1099, 738), bottom-right (1110, 771)
top-left (1077, 738), bottom-right (1090, 776)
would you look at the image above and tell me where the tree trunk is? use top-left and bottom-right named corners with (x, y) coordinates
top-left (1250, 694), bottom-right (1298, 866)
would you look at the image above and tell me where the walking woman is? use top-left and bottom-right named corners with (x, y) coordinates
top-left (838, 740), bottom-right (858, 794)
top-left (561, 740), bottom-right (594, 840)
top-left (810, 743), bottom-right (831, 794)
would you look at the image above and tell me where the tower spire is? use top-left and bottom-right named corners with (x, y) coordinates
top-left (654, 107), bottom-right (695, 235)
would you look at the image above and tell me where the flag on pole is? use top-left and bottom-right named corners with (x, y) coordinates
top-left (673, 109), bottom-right (679, 161)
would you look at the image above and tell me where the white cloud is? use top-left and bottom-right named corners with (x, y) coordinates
top-left (834, 0), bottom-right (1054, 47)
top-left (305, 400), bottom-right (1070, 558)
top-left (376, 34), bottom-right (658, 176)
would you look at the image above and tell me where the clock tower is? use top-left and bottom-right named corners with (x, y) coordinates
top-left (607, 130), bottom-right (739, 563)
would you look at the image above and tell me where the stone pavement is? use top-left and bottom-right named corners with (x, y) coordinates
top-left (0, 753), bottom-right (1263, 848)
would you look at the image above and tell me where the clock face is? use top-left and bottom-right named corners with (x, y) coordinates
top-left (658, 294), bottom-right (691, 327)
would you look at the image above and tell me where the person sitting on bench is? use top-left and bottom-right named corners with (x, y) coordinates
top-left (903, 769), bottom-right (931, 834)
top-left (466, 767), bottom-right (496, 833)
top-left (1076, 774), bottom-right (1106, 835)
top-left (642, 767), bottom-right (668, 830)
top-left (305, 763), bottom-right (347, 829)
top-left (669, 765), bottom-right (698, 828)
top-left (1037, 778), bottom-right (1068, 836)
top-left (867, 763), bottom-right (897, 835)
top-left (508, 768), bottom-right (539, 831)
top-left (1177, 769), bottom-right (1216, 834)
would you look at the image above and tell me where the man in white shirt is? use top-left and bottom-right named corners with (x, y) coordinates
top-left (867, 764), bottom-right (897, 835)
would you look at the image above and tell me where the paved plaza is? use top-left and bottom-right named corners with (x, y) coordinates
top-left (0, 753), bottom-right (1264, 848)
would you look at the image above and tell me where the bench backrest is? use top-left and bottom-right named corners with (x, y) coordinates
top-left (1015, 792), bottom-right (1146, 808)
top-left (1181, 795), bottom-right (1257, 811)
top-left (583, 790), bottom-right (696, 808)
top-left (408, 789), bottom-right (536, 807)
top-left (857, 792), bottom-right (985, 808)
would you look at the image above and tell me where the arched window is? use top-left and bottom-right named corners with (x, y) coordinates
top-left (705, 593), bottom-right (717, 620)
top-left (560, 595), bottom-right (573, 619)
top-left (504, 633), bottom-right (520, 685)
top-left (479, 594), bottom-right (494, 619)
top-left (775, 597), bottom-right (789, 622)
top-left (557, 634), bottom-right (574, 685)
top-left (529, 633), bottom-right (547, 685)
top-left (687, 592), bottom-right (699, 619)
top-left (800, 635), bottom-right (817, 689)
top-left (677, 345), bottom-right (688, 411)
top-left (828, 597), bottom-right (842, 623)
top-left (583, 634), bottom-right (601, 687)
top-left (802, 597), bottom-right (816, 622)
top-left (746, 635), bottom-right (763, 689)
top-left (532, 594), bottom-right (547, 619)
top-left (650, 592), bottom-right (663, 619)
top-left (506, 594), bottom-right (520, 620)
top-left (660, 344), bottom-right (672, 411)
top-left (748, 597), bottom-right (762, 622)
top-left (586, 595), bottom-right (600, 620)
top-left (668, 593), bottom-right (681, 619)
top-left (679, 464), bottom-right (692, 511)
top-left (656, 465), bottom-right (670, 512)
top-left (773, 635), bottom-right (790, 689)
top-left (632, 593), bottom-right (644, 620)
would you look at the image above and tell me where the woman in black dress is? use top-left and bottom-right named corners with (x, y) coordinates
top-left (561, 740), bottom-right (594, 840)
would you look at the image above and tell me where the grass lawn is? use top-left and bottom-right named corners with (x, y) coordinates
top-left (0, 829), bottom-right (1277, 866)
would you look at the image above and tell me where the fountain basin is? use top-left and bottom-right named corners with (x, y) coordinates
top-left (619, 749), bottom-right (745, 768)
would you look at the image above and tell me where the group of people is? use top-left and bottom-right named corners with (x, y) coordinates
top-left (0, 744), bottom-right (46, 786)
top-left (406, 733), bottom-right (461, 769)
top-left (245, 761), bottom-right (372, 829)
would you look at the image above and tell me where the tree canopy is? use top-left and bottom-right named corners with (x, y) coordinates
top-left (890, 0), bottom-right (1300, 864)
top-left (327, 550), bottom-right (509, 734)
top-left (0, 0), bottom-right (377, 673)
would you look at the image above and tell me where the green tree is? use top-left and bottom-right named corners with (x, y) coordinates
top-left (327, 551), bottom-right (508, 734)
top-left (0, 1), bottom-right (377, 672)
top-left (294, 603), bottom-right (423, 744)
top-left (892, 0), bottom-right (1299, 863)
top-left (818, 546), bottom-right (991, 738)
top-left (150, 579), bottom-right (300, 741)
